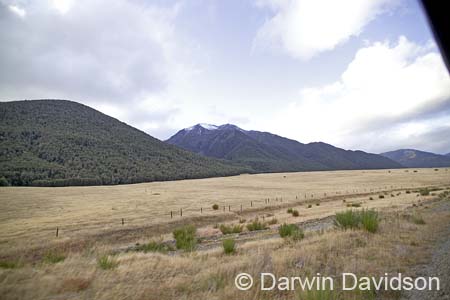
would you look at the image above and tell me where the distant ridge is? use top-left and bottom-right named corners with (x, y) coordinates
top-left (380, 149), bottom-right (450, 168)
top-left (0, 100), bottom-right (250, 186)
top-left (166, 123), bottom-right (402, 172)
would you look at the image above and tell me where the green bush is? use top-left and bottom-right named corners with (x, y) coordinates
top-left (334, 210), bottom-right (360, 230)
top-left (135, 241), bottom-right (173, 253)
top-left (173, 225), bottom-right (197, 251)
top-left (246, 219), bottom-right (268, 231)
top-left (292, 210), bottom-right (300, 217)
top-left (279, 223), bottom-right (304, 241)
top-left (98, 255), bottom-right (118, 270)
top-left (0, 260), bottom-right (20, 269)
top-left (219, 224), bottom-right (243, 235)
top-left (212, 204), bottom-right (219, 210)
top-left (222, 238), bottom-right (236, 254)
top-left (287, 208), bottom-right (293, 214)
top-left (419, 188), bottom-right (430, 196)
top-left (360, 210), bottom-right (379, 233)
top-left (334, 209), bottom-right (379, 233)
top-left (43, 251), bottom-right (66, 264)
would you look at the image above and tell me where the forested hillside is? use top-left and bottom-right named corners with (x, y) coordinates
top-left (0, 100), bottom-right (251, 186)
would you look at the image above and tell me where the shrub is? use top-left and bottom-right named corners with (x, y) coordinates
top-left (347, 202), bottom-right (361, 208)
top-left (98, 255), bottom-right (118, 270)
top-left (360, 210), bottom-right (379, 233)
top-left (267, 218), bottom-right (278, 225)
top-left (334, 209), bottom-right (379, 233)
top-left (334, 210), bottom-right (360, 230)
top-left (316, 203), bottom-right (320, 206)
top-left (369, 197), bottom-right (373, 200)
top-left (287, 208), bottom-right (293, 214)
top-left (279, 223), bottom-right (304, 241)
top-left (292, 210), bottom-right (300, 217)
top-left (378, 195), bottom-right (385, 199)
top-left (406, 190), bottom-right (411, 194)
top-left (212, 204), bottom-right (219, 210)
top-left (0, 260), bottom-right (20, 269)
top-left (411, 214), bottom-right (426, 225)
top-left (307, 204), bottom-right (312, 208)
top-left (173, 225), bottom-right (197, 251)
top-left (219, 224), bottom-right (243, 235)
top-left (222, 238), bottom-right (236, 254)
top-left (43, 251), bottom-right (66, 264)
top-left (135, 241), bottom-right (173, 253)
top-left (419, 188), bottom-right (430, 196)
top-left (246, 219), bottom-right (268, 231)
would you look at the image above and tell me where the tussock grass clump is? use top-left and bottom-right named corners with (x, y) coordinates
top-left (0, 260), bottom-right (20, 269)
top-left (411, 214), bottom-right (426, 225)
top-left (219, 224), bottom-right (243, 235)
top-left (419, 188), bottom-right (430, 196)
top-left (334, 210), bottom-right (360, 230)
top-left (347, 202), bottom-right (361, 208)
top-left (279, 223), bottom-right (304, 241)
top-left (43, 251), bottom-right (66, 264)
top-left (135, 240), bottom-right (173, 253)
top-left (307, 204), bottom-right (312, 208)
top-left (173, 225), bottom-right (197, 251)
top-left (246, 219), bottom-right (268, 231)
top-left (287, 208), bottom-right (293, 214)
top-left (212, 204), bottom-right (219, 210)
top-left (292, 209), bottom-right (300, 217)
top-left (334, 209), bottom-right (379, 233)
top-left (239, 218), bottom-right (246, 223)
top-left (267, 218), bottom-right (278, 225)
top-left (222, 238), bottom-right (236, 254)
top-left (360, 210), bottom-right (379, 233)
top-left (98, 255), bottom-right (118, 270)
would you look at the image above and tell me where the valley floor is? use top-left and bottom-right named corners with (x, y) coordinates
top-left (0, 168), bottom-right (450, 299)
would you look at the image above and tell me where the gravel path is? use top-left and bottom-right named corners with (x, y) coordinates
top-left (401, 201), bottom-right (450, 300)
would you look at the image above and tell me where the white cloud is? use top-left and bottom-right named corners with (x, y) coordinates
top-left (8, 4), bottom-right (25, 17)
top-left (255, 0), bottom-right (399, 59)
top-left (268, 36), bottom-right (450, 152)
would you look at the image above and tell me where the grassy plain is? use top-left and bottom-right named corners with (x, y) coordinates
top-left (0, 168), bottom-right (450, 299)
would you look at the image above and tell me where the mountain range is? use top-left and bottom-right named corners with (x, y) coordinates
top-left (380, 149), bottom-right (450, 168)
top-left (1, 100), bottom-right (448, 187)
top-left (166, 123), bottom-right (402, 172)
top-left (0, 100), bottom-right (250, 186)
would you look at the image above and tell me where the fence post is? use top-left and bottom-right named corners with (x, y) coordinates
top-left (201, 207), bottom-right (203, 214)
top-left (56, 227), bottom-right (59, 237)
top-left (122, 218), bottom-right (124, 225)
top-left (170, 211), bottom-right (173, 219)
top-left (180, 208), bottom-right (182, 217)
top-left (229, 205), bottom-right (231, 211)
top-left (251, 201), bottom-right (253, 207)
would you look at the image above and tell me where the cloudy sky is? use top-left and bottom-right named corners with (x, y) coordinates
top-left (1, 0), bottom-right (449, 154)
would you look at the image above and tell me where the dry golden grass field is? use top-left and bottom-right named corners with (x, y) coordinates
top-left (1, 168), bottom-right (450, 300)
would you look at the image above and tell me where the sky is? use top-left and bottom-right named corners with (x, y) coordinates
top-left (0, 0), bottom-right (449, 154)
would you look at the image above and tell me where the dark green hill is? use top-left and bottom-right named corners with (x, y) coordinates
top-left (0, 100), bottom-right (251, 186)
top-left (380, 149), bottom-right (450, 168)
top-left (166, 124), bottom-right (402, 172)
